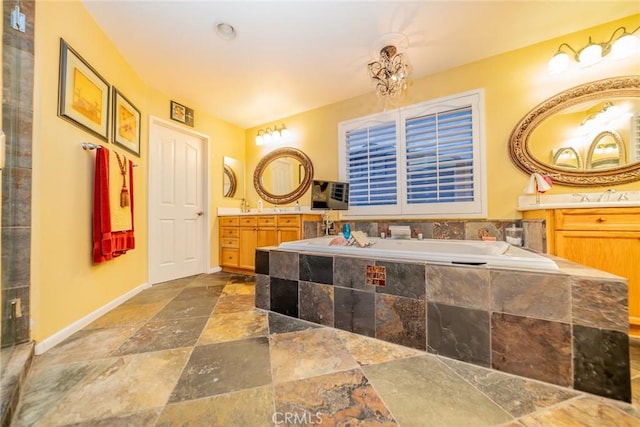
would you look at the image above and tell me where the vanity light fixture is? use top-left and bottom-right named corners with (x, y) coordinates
top-left (368, 33), bottom-right (411, 108)
top-left (255, 124), bottom-right (289, 145)
top-left (548, 25), bottom-right (640, 74)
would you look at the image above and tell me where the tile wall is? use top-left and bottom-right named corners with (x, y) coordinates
top-left (255, 248), bottom-right (631, 402)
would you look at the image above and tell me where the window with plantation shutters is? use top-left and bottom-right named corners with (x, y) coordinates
top-left (339, 90), bottom-right (486, 218)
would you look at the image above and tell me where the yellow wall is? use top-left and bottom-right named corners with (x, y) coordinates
top-left (32, 0), bottom-right (244, 344)
top-left (245, 15), bottom-right (640, 219)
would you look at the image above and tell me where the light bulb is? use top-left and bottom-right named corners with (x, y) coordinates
top-left (578, 42), bottom-right (603, 67)
top-left (280, 126), bottom-right (289, 139)
top-left (264, 132), bottom-right (273, 144)
top-left (256, 134), bottom-right (264, 145)
top-left (548, 51), bottom-right (570, 74)
top-left (611, 33), bottom-right (639, 59)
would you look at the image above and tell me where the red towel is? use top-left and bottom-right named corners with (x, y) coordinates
top-left (92, 147), bottom-right (135, 263)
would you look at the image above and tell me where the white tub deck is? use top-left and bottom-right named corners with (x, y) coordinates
top-left (278, 236), bottom-right (559, 271)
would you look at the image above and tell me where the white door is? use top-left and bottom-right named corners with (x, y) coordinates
top-left (148, 117), bottom-right (209, 284)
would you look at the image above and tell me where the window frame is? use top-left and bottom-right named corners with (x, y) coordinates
top-left (338, 89), bottom-right (487, 219)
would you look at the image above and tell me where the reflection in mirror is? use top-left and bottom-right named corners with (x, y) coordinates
top-left (552, 147), bottom-right (582, 170)
top-left (509, 76), bottom-right (640, 187)
top-left (223, 156), bottom-right (245, 199)
top-left (253, 147), bottom-right (314, 205)
top-left (587, 130), bottom-right (626, 170)
top-left (261, 157), bottom-right (304, 196)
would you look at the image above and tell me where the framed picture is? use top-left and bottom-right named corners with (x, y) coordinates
top-left (58, 38), bottom-right (110, 141)
top-left (170, 100), bottom-right (194, 127)
top-left (112, 88), bottom-right (141, 156)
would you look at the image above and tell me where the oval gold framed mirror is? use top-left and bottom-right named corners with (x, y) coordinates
top-left (253, 147), bottom-right (314, 204)
top-left (509, 76), bottom-right (640, 186)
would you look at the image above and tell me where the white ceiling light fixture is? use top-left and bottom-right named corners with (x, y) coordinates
top-left (215, 22), bottom-right (237, 41)
top-left (548, 25), bottom-right (640, 74)
top-left (255, 124), bottom-right (289, 146)
top-left (368, 33), bottom-right (411, 109)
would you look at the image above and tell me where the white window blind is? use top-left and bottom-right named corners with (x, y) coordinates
top-left (339, 90), bottom-right (486, 218)
top-left (405, 106), bottom-right (474, 204)
top-left (345, 121), bottom-right (397, 206)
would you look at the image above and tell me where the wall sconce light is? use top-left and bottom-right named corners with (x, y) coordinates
top-left (368, 33), bottom-right (411, 108)
top-left (548, 25), bottom-right (640, 74)
top-left (255, 124), bottom-right (289, 145)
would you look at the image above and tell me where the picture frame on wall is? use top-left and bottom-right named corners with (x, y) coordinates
top-left (58, 38), bottom-right (110, 141)
top-left (170, 100), bottom-right (194, 127)
top-left (112, 88), bottom-right (141, 156)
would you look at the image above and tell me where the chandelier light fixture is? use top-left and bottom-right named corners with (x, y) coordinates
top-left (548, 25), bottom-right (640, 74)
top-left (255, 124), bottom-right (289, 146)
top-left (368, 33), bottom-right (411, 107)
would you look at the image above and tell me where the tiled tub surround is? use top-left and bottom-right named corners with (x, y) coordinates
top-left (255, 248), bottom-right (631, 402)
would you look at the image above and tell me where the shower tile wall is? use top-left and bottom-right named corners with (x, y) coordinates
top-left (2, 0), bottom-right (34, 347)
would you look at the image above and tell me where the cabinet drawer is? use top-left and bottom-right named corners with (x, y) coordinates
top-left (277, 215), bottom-right (300, 227)
top-left (221, 227), bottom-right (239, 238)
top-left (239, 216), bottom-right (257, 227)
top-left (555, 208), bottom-right (640, 231)
top-left (221, 237), bottom-right (239, 248)
top-left (258, 216), bottom-right (276, 227)
top-left (220, 216), bottom-right (239, 226)
top-left (220, 248), bottom-right (239, 266)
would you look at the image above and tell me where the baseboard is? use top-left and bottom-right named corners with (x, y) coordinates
top-left (208, 265), bottom-right (222, 274)
top-left (34, 282), bottom-right (150, 355)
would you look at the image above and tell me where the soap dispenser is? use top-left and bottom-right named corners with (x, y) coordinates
top-left (257, 199), bottom-right (263, 213)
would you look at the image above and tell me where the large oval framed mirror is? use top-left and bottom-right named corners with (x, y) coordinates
top-left (253, 147), bottom-right (314, 204)
top-left (509, 76), bottom-right (640, 186)
top-left (223, 164), bottom-right (237, 197)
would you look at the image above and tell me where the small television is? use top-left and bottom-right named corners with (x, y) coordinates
top-left (311, 180), bottom-right (349, 210)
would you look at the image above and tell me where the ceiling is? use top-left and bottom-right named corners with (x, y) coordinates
top-left (82, 1), bottom-right (639, 129)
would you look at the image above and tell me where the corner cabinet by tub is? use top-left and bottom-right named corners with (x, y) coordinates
top-left (219, 213), bottom-right (321, 274)
top-left (523, 207), bottom-right (640, 334)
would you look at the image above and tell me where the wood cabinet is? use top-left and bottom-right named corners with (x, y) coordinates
top-left (219, 213), bottom-right (320, 274)
top-left (523, 207), bottom-right (640, 333)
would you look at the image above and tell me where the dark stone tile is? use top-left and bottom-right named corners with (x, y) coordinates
top-left (255, 249), bottom-right (269, 275)
top-left (2, 166), bottom-right (31, 228)
top-left (268, 312), bottom-right (320, 335)
top-left (376, 294), bottom-right (426, 350)
top-left (427, 265), bottom-right (490, 310)
top-left (114, 317), bottom-right (209, 355)
top-left (302, 221), bottom-right (321, 238)
top-left (299, 281), bottom-right (334, 327)
top-left (152, 289), bottom-right (218, 320)
top-left (427, 302), bottom-right (490, 367)
top-left (573, 325), bottom-right (631, 402)
top-left (1, 227), bottom-right (31, 287)
top-left (299, 254), bottom-right (333, 284)
top-left (2, 286), bottom-right (30, 343)
top-left (269, 251), bottom-right (298, 280)
top-left (522, 219), bottom-right (546, 253)
top-left (432, 221), bottom-right (464, 239)
top-left (270, 277), bottom-right (298, 317)
top-left (334, 287), bottom-right (375, 337)
top-left (353, 221), bottom-right (379, 238)
top-left (491, 313), bottom-right (572, 387)
top-left (572, 278), bottom-right (628, 332)
top-left (255, 274), bottom-right (270, 310)
top-left (465, 221), bottom-right (504, 241)
top-left (491, 270), bottom-right (571, 322)
top-left (333, 257), bottom-right (375, 292)
top-left (375, 261), bottom-right (425, 299)
top-left (2, 105), bottom-right (33, 170)
top-left (169, 338), bottom-right (271, 402)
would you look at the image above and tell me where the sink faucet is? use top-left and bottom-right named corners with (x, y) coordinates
top-left (572, 193), bottom-right (591, 202)
top-left (597, 188), bottom-right (616, 202)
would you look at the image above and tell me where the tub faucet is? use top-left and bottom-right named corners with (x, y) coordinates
top-left (597, 188), bottom-right (616, 202)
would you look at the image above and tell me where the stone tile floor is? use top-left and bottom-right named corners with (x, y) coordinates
top-left (12, 272), bottom-right (640, 426)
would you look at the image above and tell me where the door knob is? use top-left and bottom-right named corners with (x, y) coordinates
top-left (196, 211), bottom-right (204, 217)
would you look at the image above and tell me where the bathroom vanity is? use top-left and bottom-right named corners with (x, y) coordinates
top-left (218, 212), bottom-right (321, 274)
top-left (522, 205), bottom-right (640, 335)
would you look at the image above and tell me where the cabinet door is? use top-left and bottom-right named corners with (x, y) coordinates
top-left (278, 227), bottom-right (301, 244)
top-left (238, 227), bottom-right (257, 270)
top-left (556, 230), bottom-right (640, 326)
top-left (257, 227), bottom-right (277, 248)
